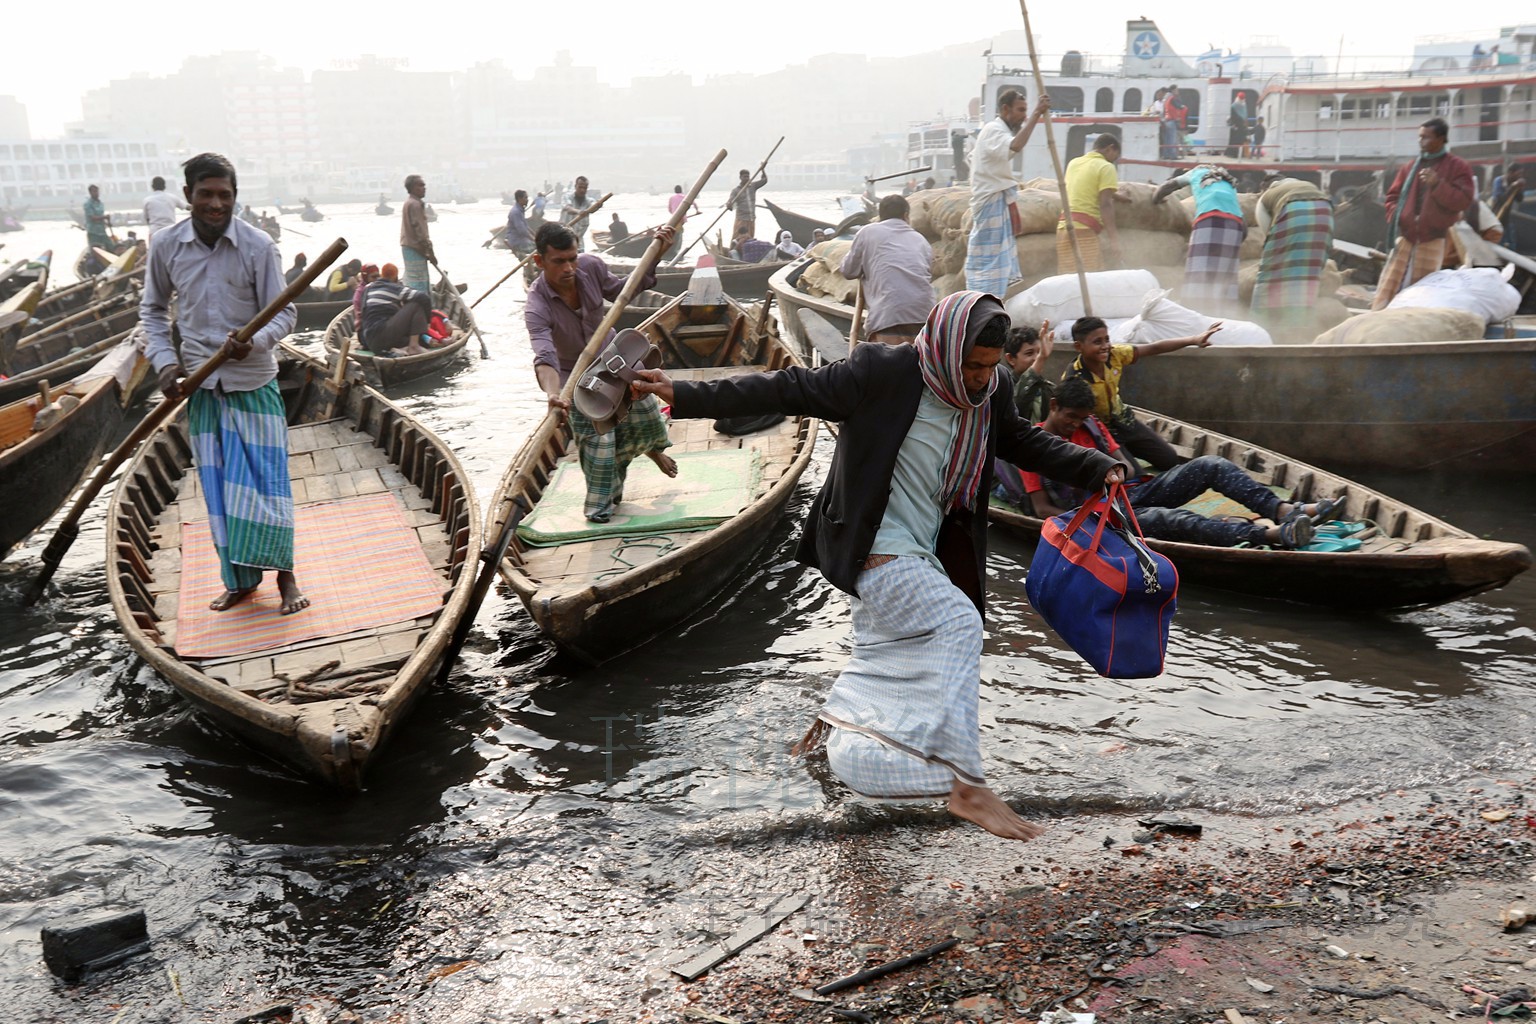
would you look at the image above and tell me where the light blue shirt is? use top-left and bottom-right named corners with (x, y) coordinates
top-left (871, 387), bottom-right (960, 572)
top-left (140, 216), bottom-right (296, 392)
top-left (1172, 166), bottom-right (1243, 221)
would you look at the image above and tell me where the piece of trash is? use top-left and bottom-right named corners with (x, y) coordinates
top-left (1246, 977), bottom-right (1275, 993)
top-left (1119, 844), bottom-right (1146, 857)
top-left (789, 987), bottom-right (830, 1003)
top-left (41, 907), bottom-right (150, 981)
top-left (1484, 809), bottom-right (1514, 822)
top-left (1503, 903), bottom-right (1532, 931)
top-left (1038, 1010), bottom-right (1094, 1024)
top-left (1137, 817), bottom-right (1204, 837)
top-left (1325, 944), bottom-right (1350, 958)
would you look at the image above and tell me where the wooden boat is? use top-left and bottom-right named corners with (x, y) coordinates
top-left (321, 277), bottom-right (472, 387)
top-left (0, 338), bottom-right (147, 560)
top-left (987, 407), bottom-right (1530, 610)
top-left (0, 296), bottom-right (140, 406)
top-left (762, 199), bottom-right (836, 246)
top-left (487, 293), bottom-right (818, 664)
top-left (72, 239), bottom-right (140, 280)
top-left (300, 205), bottom-right (324, 222)
top-left (592, 228), bottom-right (681, 260)
top-left (375, 202), bottom-right (394, 216)
top-left (296, 281), bottom-right (467, 333)
top-left (0, 278), bottom-right (45, 362)
top-left (104, 343), bottom-right (482, 786)
top-left (605, 255), bottom-right (792, 300)
top-left (32, 253), bottom-right (143, 326)
top-left (0, 250), bottom-right (51, 301)
top-left (768, 262), bottom-right (1536, 473)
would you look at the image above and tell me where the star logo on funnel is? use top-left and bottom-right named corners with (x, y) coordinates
top-left (1134, 32), bottom-right (1161, 59)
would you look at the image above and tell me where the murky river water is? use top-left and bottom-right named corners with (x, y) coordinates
top-left (1, 192), bottom-right (1532, 1023)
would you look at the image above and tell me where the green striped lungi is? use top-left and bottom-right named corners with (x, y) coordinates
top-left (568, 394), bottom-right (672, 522)
top-left (401, 246), bottom-right (431, 291)
top-left (187, 381), bottom-right (294, 592)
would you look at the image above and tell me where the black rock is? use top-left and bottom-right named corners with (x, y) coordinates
top-left (40, 907), bottom-right (149, 981)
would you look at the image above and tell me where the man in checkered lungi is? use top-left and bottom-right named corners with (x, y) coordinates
top-left (140, 152), bottom-right (309, 616)
top-left (965, 88), bottom-right (1049, 296)
top-left (525, 222), bottom-right (679, 522)
top-left (633, 292), bottom-right (1120, 841)
top-left (1371, 117), bottom-right (1475, 310)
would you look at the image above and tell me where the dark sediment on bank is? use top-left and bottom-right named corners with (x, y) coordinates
top-left (637, 777), bottom-right (1536, 1024)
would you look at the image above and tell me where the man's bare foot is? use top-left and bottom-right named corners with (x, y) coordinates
top-left (948, 782), bottom-right (1048, 841)
top-left (209, 587), bottom-right (257, 612)
top-left (277, 571), bottom-right (310, 616)
top-left (647, 450), bottom-right (678, 477)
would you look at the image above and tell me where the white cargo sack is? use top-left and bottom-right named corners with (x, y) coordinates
top-left (1118, 291), bottom-right (1273, 346)
top-left (1049, 317), bottom-right (1136, 344)
top-left (1386, 268), bottom-right (1519, 324)
top-left (1006, 269), bottom-right (1160, 327)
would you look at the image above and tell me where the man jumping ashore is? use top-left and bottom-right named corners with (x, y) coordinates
top-left (634, 291), bottom-right (1121, 840)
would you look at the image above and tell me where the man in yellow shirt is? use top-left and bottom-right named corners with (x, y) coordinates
top-left (1057, 134), bottom-right (1122, 274)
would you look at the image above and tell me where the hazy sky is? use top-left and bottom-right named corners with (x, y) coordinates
top-left (6, 1), bottom-right (1530, 136)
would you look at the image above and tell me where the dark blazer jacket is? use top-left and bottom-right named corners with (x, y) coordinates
top-left (671, 342), bottom-right (1116, 614)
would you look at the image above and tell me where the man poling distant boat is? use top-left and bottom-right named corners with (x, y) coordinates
top-left (400, 174), bottom-right (434, 291)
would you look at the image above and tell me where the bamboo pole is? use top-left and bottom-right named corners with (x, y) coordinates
top-left (669, 136), bottom-right (783, 265)
top-left (1018, 0), bottom-right (1094, 316)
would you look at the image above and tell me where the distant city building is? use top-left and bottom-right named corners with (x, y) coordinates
top-left (0, 95), bottom-right (28, 141)
top-left (0, 134), bottom-right (172, 203)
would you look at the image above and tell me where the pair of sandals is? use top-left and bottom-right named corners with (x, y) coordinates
top-left (1281, 496), bottom-right (1362, 552)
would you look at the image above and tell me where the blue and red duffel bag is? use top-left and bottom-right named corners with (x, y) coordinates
top-left (1024, 483), bottom-right (1179, 678)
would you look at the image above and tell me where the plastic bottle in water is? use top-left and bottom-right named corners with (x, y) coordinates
top-left (685, 254), bottom-right (723, 305)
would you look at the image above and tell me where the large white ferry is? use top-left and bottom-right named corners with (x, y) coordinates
top-left (907, 19), bottom-right (1536, 196)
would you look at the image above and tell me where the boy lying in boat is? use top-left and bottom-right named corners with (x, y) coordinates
top-left (525, 221), bottom-right (678, 522)
top-left (1019, 378), bottom-right (1338, 549)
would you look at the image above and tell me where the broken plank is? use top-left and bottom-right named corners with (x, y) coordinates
top-left (671, 893), bottom-right (808, 982)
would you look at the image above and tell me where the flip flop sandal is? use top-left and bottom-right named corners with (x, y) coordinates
top-left (1316, 520), bottom-right (1370, 537)
top-left (1301, 536), bottom-right (1362, 553)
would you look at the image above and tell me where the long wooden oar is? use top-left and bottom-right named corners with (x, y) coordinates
top-left (437, 149), bottom-right (729, 683)
top-left (430, 259), bottom-right (489, 359)
top-left (669, 136), bottom-right (782, 266)
top-left (1018, 0), bottom-right (1094, 316)
top-left (468, 193), bottom-right (614, 310)
top-left (24, 237), bottom-right (349, 606)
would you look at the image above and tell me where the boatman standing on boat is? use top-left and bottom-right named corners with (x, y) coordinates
top-left (140, 152), bottom-right (307, 617)
top-left (631, 291), bottom-right (1121, 841)
top-left (400, 174), bottom-right (435, 291)
top-left (143, 176), bottom-right (188, 240)
top-left (1370, 117), bottom-right (1475, 310)
top-left (561, 176), bottom-right (595, 253)
top-left (83, 185), bottom-right (111, 272)
top-left (965, 88), bottom-right (1049, 297)
top-left (525, 221), bottom-right (679, 522)
top-left (1058, 134), bottom-right (1123, 274)
top-left (839, 193), bottom-right (935, 344)
top-left (727, 167), bottom-right (768, 243)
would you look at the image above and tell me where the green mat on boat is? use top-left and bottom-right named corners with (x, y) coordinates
top-left (1178, 484), bottom-right (1290, 522)
top-left (517, 448), bottom-right (762, 547)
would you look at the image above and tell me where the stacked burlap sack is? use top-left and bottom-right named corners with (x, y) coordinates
top-left (794, 180), bottom-right (1350, 342)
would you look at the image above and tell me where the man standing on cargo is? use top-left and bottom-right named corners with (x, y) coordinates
top-left (1371, 117), bottom-right (1475, 310)
top-left (965, 88), bottom-right (1049, 297)
top-left (839, 194), bottom-right (935, 343)
top-left (400, 174), bottom-right (435, 291)
top-left (1058, 134), bottom-right (1123, 274)
top-left (140, 152), bottom-right (307, 617)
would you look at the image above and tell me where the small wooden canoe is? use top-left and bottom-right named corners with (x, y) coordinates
top-left (321, 278), bottom-right (472, 388)
top-left (0, 338), bottom-right (146, 560)
top-left (608, 255), bottom-right (793, 300)
top-left (988, 407), bottom-right (1532, 610)
top-left (762, 199), bottom-right (836, 247)
top-left (0, 249), bottom-right (50, 301)
top-left (487, 293), bottom-right (818, 664)
top-left (104, 344), bottom-right (482, 786)
top-left (32, 256), bottom-right (144, 327)
top-left (0, 296), bottom-right (141, 406)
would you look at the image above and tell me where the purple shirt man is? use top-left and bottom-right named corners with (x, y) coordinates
top-left (524, 254), bottom-right (658, 383)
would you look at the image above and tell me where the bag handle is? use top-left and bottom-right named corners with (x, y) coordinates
top-left (1072, 483), bottom-right (1165, 596)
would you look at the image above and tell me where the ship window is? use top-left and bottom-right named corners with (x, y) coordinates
top-left (1046, 86), bottom-right (1083, 114)
top-left (1377, 99), bottom-right (1391, 119)
top-left (1095, 88), bottom-right (1114, 112)
top-left (1318, 101), bottom-right (1334, 120)
top-left (1124, 88), bottom-right (1142, 112)
top-left (1340, 99), bottom-right (1355, 121)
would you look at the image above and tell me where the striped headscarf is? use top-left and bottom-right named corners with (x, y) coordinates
top-left (914, 290), bottom-right (1005, 513)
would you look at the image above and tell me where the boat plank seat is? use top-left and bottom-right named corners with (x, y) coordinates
top-left (515, 364), bottom-right (800, 588)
